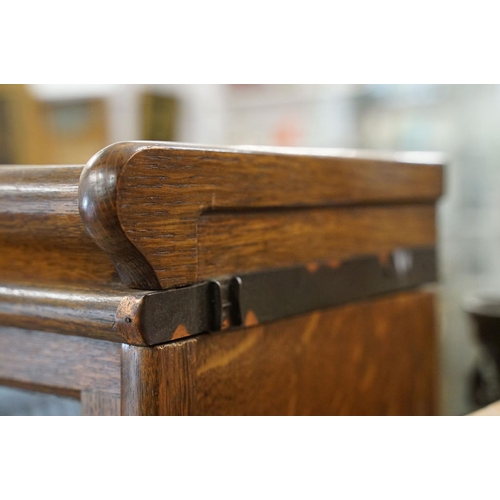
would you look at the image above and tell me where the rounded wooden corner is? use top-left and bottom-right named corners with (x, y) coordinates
top-left (78, 142), bottom-right (161, 290)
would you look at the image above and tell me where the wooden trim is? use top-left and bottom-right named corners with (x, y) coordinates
top-left (79, 143), bottom-right (161, 289)
top-left (0, 327), bottom-right (121, 396)
top-left (0, 283), bottom-right (146, 344)
top-left (0, 142), bottom-right (443, 290)
top-left (79, 142), bottom-right (443, 289)
top-left (197, 204), bottom-right (436, 279)
top-left (121, 340), bottom-right (196, 415)
top-left (0, 164), bottom-right (117, 287)
top-left (0, 164), bottom-right (84, 242)
top-left (81, 391), bottom-right (120, 416)
top-left (0, 244), bottom-right (436, 345)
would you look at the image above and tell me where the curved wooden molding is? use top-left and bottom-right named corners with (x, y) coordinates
top-left (78, 142), bottom-right (443, 290)
top-left (79, 143), bottom-right (161, 289)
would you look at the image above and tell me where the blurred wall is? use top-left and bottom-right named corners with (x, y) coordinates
top-left (356, 85), bottom-right (500, 415)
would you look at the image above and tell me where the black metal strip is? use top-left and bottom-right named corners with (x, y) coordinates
top-left (138, 246), bottom-right (436, 345)
top-left (140, 282), bottom-right (215, 345)
top-left (238, 246), bottom-right (436, 325)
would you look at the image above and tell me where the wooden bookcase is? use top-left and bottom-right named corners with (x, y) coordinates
top-left (0, 142), bottom-right (443, 415)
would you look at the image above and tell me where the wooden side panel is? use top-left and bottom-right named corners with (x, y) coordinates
top-left (0, 292), bottom-right (437, 416)
top-left (121, 290), bottom-right (437, 416)
top-left (193, 291), bottom-right (437, 416)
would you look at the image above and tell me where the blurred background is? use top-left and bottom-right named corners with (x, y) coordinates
top-left (2, 83), bottom-right (500, 416)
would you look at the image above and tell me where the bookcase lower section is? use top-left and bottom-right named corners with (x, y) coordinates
top-left (0, 290), bottom-right (437, 416)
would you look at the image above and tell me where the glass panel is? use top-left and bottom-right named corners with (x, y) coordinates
top-left (0, 386), bottom-right (81, 416)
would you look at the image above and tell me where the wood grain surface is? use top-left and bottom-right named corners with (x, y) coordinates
top-left (0, 143), bottom-right (442, 290)
top-left (198, 204), bottom-right (436, 278)
top-left (0, 240), bottom-right (118, 286)
top-left (0, 327), bottom-right (121, 397)
top-left (79, 142), bottom-right (443, 289)
top-left (0, 165), bottom-right (82, 240)
top-left (81, 391), bottom-right (121, 416)
top-left (0, 290), bottom-right (437, 415)
top-left (0, 164), bottom-right (117, 285)
top-left (0, 283), bottom-right (150, 343)
top-left (0, 143), bottom-right (442, 416)
top-left (0, 142), bottom-right (443, 290)
top-left (0, 281), bottom-right (229, 345)
top-left (120, 290), bottom-right (437, 415)
top-left (121, 340), bottom-right (196, 415)
top-left (194, 291), bottom-right (438, 416)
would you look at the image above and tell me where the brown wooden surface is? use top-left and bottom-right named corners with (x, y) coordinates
top-left (0, 142), bottom-right (442, 415)
top-left (0, 283), bottom-right (151, 344)
top-left (79, 142), bottom-right (443, 289)
top-left (0, 164), bottom-right (117, 286)
top-left (198, 204), bottom-right (435, 278)
top-left (0, 327), bottom-right (121, 398)
top-left (0, 290), bottom-right (437, 415)
top-left (121, 341), bottom-right (196, 416)
top-left (120, 290), bottom-right (437, 415)
top-left (0, 144), bottom-right (442, 290)
top-left (81, 391), bottom-right (121, 416)
top-left (0, 282), bottom-right (223, 345)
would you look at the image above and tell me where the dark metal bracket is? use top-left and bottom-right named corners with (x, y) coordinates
top-left (138, 246), bottom-right (437, 346)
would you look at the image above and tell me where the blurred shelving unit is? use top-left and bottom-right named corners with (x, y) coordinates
top-left (22, 84), bottom-right (361, 150)
top-left (0, 85), bottom-right (110, 164)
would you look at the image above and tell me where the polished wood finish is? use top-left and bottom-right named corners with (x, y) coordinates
top-left (0, 327), bottom-right (121, 397)
top-left (0, 291), bottom-right (438, 416)
top-left (0, 240), bottom-right (117, 286)
top-left (198, 204), bottom-right (435, 278)
top-left (0, 164), bottom-right (116, 286)
top-left (0, 327), bottom-right (122, 415)
top-left (120, 291), bottom-right (437, 415)
top-left (121, 340), bottom-right (196, 416)
top-left (80, 142), bottom-right (442, 289)
top-left (0, 283), bottom-right (147, 343)
top-left (0, 141), bottom-right (443, 415)
top-left (0, 145), bottom-right (441, 290)
top-left (198, 290), bottom-right (437, 416)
